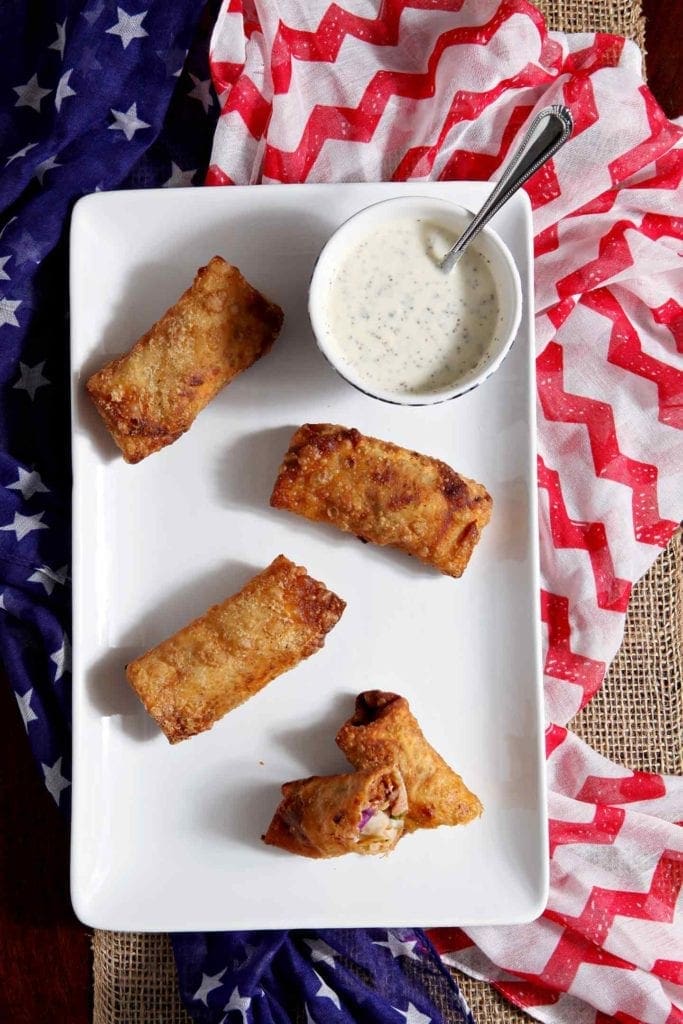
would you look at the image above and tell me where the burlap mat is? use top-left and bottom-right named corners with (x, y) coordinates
top-left (92, 4), bottom-right (659, 1021)
top-left (534, 0), bottom-right (645, 48)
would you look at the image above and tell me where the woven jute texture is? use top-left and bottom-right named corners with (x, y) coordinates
top-left (92, 5), bottom-right (656, 1022)
top-left (534, 0), bottom-right (645, 47)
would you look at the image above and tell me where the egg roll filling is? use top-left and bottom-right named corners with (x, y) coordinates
top-left (264, 765), bottom-right (408, 858)
top-left (337, 690), bottom-right (483, 833)
top-left (357, 775), bottom-right (409, 845)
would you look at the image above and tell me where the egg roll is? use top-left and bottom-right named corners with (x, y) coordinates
top-left (86, 256), bottom-right (283, 463)
top-left (270, 424), bottom-right (492, 578)
top-left (263, 766), bottom-right (408, 858)
top-left (336, 691), bottom-right (482, 833)
top-left (126, 555), bottom-right (345, 744)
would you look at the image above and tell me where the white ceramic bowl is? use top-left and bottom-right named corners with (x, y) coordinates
top-left (309, 195), bottom-right (523, 406)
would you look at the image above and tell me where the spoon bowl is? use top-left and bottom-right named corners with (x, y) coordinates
top-left (309, 194), bottom-right (523, 406)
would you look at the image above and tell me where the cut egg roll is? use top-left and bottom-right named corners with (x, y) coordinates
top-left (263, 766), bottom-right (408, 858)
top-left (270, 424), bottom-right (492, 578)
top-left (126, 555), bottom-right (345, 744)
top-left (86, 256), bottom-right (283, 463)
top-left (336, 691), bottom-right (482, 833)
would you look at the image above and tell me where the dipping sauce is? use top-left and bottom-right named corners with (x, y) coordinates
top-left (322, 218), bottom-right (504, 396)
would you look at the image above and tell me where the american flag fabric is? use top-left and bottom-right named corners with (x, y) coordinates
top-left (204, 2), bottom-right (683, 1024)
top-left (0, 4), bottom-right (475, 1024)
top-left (173, 930), bottom-right (476, 1024)
top-left (0, 0), bottom-right (216, 816)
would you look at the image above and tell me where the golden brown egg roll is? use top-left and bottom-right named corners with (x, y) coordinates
top-left (126, 555), bottom-right (345, 744)
top-left (263, 765), bottom-right (408, 858)
top-left (86, 256), bottom-right (283, 463)
top-left (270, 424), bottom-right (492, 578)
top-left (336, 691), bottom-right (482, 833)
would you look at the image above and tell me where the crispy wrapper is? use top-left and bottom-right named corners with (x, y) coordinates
top-left (126, 555), bottom-right (345, 744)
top-left (336, 691), bottom-right (482, 833)
top-left (86, 256), bottom-right (283, 463)
top-left (270, 424), bottom-right (492, 578)
top-left (263, 766), bottom-right (408, 858)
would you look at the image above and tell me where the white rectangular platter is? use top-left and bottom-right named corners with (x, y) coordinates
top-left (70, 182), bottom-right (547, 932)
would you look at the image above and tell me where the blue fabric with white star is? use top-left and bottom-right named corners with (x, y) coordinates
top-left (173, 930), bottom-right (476, 1024)
top-left (0, 0), bottom-right (218, 813)
top-left (0, 5), bottom-right (475, 1023)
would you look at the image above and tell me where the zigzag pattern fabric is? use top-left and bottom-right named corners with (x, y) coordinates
top-left (205, 2), bottom-right (683, 1023)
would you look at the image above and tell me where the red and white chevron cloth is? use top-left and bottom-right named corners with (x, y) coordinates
top-left (206, 2), bottom-right (683, 1022)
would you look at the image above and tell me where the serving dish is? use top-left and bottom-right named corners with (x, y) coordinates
top-left (70, 181), bottom-right (546, 931)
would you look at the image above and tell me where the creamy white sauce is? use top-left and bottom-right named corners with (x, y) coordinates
top-left (323, 217), bottom-right (503, 396)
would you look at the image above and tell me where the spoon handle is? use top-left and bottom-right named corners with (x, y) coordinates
top-left (439, 104), bottom-right (573, 273)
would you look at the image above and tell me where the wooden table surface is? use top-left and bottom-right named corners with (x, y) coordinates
top-left (1, 6), bottom-right (681, 1023)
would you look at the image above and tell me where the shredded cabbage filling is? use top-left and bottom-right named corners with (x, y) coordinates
top-left (357, 782), bottom-right (407, 844)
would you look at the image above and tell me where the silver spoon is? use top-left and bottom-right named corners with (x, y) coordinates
top-left (439, 105), bottom-right (573, 273)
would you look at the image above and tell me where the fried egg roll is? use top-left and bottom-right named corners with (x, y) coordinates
top-left (87, 256), bottom-right (283, 463)
top-left (126, 555), bottom-right (345, 744)
top-left (336, 691), bottom-right (482, 833)
top-left (263, 766), bottom-right (408, 858)
top-left (270, 424), bottom-right (492, 578)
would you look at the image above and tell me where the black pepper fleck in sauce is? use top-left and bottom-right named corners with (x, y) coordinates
top-left (324, 217), bottom-right (503, 395)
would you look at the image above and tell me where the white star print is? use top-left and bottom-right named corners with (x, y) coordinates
top-left (28, 564), bottom-right (68, 595)
top-left (51, 633), bottom-right (71, 681)
top-left (193, 969), bottom-right (225, 1006)
top-left (15, 689), bottom-right (38, 729)
top-left (224, 987), bottom-right (251, 1022)
top-left (163, 162), bottom-right (196, 188)
top-left (7, 467), bottom-right (49, 500)
top-left (49, 19), bottom-right (67, 59)
top-left (188, 74), bottom-right (214, 114)
top-left (304, 939), bottom-right (337, 968)
top-left (313, 971), bottom-right (340, 1010)
top-left (42, 757), bottom-right (70, 805)
top-left (13, 74), bottom-right (52, 112)
top-left (14, 361), bottom-right (50, 399)
top-left (305, 1005), bottom-right (317, 1024)
top-left (392, 1003), bottom-right (432, 1024)
top-left (55, 69), bottom-right (76, 112)
top-left (0, 592), bottom-right (6, 610)
top-left (0, 298), bottom-right (21, 328)
top-left (0, 256), bottom-right (11, 281)
top-left (5, 143), bottom-right (38, 167)
top-left (34, 154), bottom-right (61, 185)
top-left (0, 511), bottom-right (48, 542)
top-left (109, 102), bottom-right (150, 141)
top-left (106, 7), bottom-right (149, 49)
top-left (373, 932), bottom-right (420, 961)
